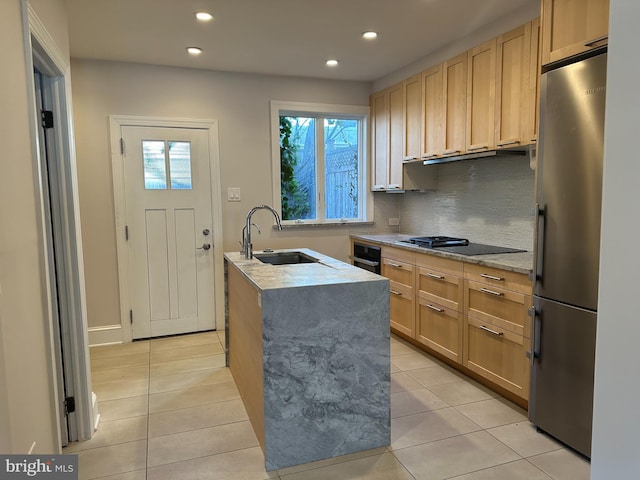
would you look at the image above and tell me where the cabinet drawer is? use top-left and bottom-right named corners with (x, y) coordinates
top-left (381, 246), bottom-right (416, 265)
top-left (417, 266), bottom-right (463, 312)
top-left (415, 253), bottom-right (463, 275)
top-left (464, 263), bottom-right (531, 295)
top-left (465, 280), bottom-right (531, 337)
top-left (389, 280), bottom-right (415, 337)
top-left (464, 316), bottom-right (530, 399)
top-left (417, 297), bottom-right (462, 363)
top-left (382, 258), bottom-right (415, 285)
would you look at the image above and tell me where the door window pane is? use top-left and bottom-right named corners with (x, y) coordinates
top-left (143, 140), bottom-right (167, 189)
top-left (324, 118), bottom-right (359, 219)
top-left (280, 116), bottom-right (316, 220)
top-left (168, 141), bottom-right (192, 190)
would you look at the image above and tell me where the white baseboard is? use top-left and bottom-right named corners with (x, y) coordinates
top-left (88, 324), bottom-right (123, 346)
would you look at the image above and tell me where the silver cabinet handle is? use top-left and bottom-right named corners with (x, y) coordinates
top-left (390, 290), bottom-right (402, 296)
top-left (427, 304), bottom-right (444, 313)
top-left (480, 288), bottom-right (503, 297)
top-left (480, 273), bottom-right (504, 281)
top-left (197, 243), bottom-right (211, 251)
top-left (467, 145), bottom-right (488, 152)
top-left (387, 184), bottom-right (402, 190)
top-left (387, 262), bottom-right (403, 268)
top-left (426, 272), bottom-right (444, 280)
top-left (421, 153), bottom-right (439, 159)
top-left (443, 149), bottom-right (461, 155)
top-left (496, 139), bottom-right (521, 147)
top-left (584, 35), bottom-right (608, 47)
top-left (480, 325), bottom-right (503, 336)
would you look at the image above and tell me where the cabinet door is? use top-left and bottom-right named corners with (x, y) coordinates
top-left (467, 39), bottom-right (496, 153)
top-left (371, 91), bottom-right (388, 191)
top-left (403, 74), bottom-right (422, 162)
top-left (443, 53), bottom-right (467, 157)
top-left (421, 64), bottom-right (445, 160)
top-left (390, 280), bottom-right (416, 337)
top-left (495, 24), bottom-right (530, 149)
top-left (417, 298), bottom-right (462, 363)
top-left (388, 83), bottom-right (404, 189)
top-left (541, 0), bottom-right (609, 65)
top-left (464, 315), bottom-right (530, 399)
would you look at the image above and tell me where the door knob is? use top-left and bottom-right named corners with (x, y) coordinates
top-left (197, 243), bottom-right (211, 251)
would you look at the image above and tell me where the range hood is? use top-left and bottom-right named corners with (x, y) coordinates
top-left (421, 146), bottom-right (529, 165)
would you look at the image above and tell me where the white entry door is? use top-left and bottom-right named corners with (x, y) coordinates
top-left (122, 126), bottom-right (215, 339)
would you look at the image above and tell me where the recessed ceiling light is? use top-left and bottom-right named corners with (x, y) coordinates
top-left (362, 31), bottom-right (378, 40)
top-left (195, 12), bottom-right (213, 21)
top-left (187, 47), bottom-right (203, 55)
top-left (326, 59), bottom-right (339, 67)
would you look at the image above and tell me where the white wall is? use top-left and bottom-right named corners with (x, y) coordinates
top-left (69, 60), bottom-right (401, 330)
top-left (591, 0), bottom-right (640, 477)
top-left (0, 0), bottom-right (69, 454)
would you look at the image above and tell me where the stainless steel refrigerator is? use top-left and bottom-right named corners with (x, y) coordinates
top-left (529, 50), bottom-right (607, 459)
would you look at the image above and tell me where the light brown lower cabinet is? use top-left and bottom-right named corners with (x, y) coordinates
top-left (464, 315), bottom-right (531, 399)
top-left (416, 297), bottom-right (463, 364)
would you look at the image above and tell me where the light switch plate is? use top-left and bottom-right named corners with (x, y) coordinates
top-left (388, 217), bottom-right (400, 226)
top-left (227, 187), bottom-right (241, 202)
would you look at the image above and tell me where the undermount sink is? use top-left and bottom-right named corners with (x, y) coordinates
top-left (254, 251), bottom-right (319, 265)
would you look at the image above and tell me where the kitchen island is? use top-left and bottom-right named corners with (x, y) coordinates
top-left (224, 249), bottom-right (390, 471)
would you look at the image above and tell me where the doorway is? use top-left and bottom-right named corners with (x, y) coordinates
top-left (110, 117), bottom-right (224, 341)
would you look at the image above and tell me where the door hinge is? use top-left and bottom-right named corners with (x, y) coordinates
top-left (64, 397), bottom-right (75, 414)
top-left (120, 138), bottom-right (125, 155)
top-left (125, 225), bottom-right (129, 241)
top-left (129, 309), bottom-right (133, 324)
top-left (41, 110), bottom-right (54, 129)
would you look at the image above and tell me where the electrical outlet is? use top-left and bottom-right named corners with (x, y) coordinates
top-left (227, 188), bottom-right (241, 202)
top-left (388, 217), bottom-right (400, 226)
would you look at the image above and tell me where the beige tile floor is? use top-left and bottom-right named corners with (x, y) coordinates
top-left (67, 331), bottom-right (590, 480)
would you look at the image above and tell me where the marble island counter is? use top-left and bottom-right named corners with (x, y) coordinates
top-left (224, 249), bottom-right (390, 471)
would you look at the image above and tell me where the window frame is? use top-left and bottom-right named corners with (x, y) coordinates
top-left (270, 101), bottom-right (372, 225)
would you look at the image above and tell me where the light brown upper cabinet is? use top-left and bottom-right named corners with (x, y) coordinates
top-left (541, 0), bottom-right (609, 66)
top-left (371, 89), bottom-right (388, 191)
top-left (421, 64), bottom-right (445, 160)
top-left (524, 17), bottom-right (541, 144)
top-left (403, 74), bottom-right (422, 162)
top-left (443, 53), bottom-right (468, 157)
top-left (371, 82), bottom-right (404, 191)
top-left (495, 23), bottom-right (531, 150)
top-left (467, 39), bottom-right (496, 153)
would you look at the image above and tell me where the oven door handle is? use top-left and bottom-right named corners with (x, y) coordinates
top-left (349, 256), bottom-right (380, 268)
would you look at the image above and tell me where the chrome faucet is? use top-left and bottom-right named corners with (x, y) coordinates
top-left (242, 205), bottom-right (283, 259)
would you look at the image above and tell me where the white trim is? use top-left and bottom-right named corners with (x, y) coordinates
top-left (269, 101), bottom-right (372, 225)
top-left (109, 115), bottom-right (225, 339)
top-left (22, 0), bottom-right (95, 445)
top-left (88, 325), bottom-right (124, 347)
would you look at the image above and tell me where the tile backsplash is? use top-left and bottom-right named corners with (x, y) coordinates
top-left (399, 157), bottom-right (535, 251)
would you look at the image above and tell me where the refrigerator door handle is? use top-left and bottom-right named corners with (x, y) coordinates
top-left (534, 203), bottom-right (546, 283)
top-left (530, 306), bottom-right (542, 364)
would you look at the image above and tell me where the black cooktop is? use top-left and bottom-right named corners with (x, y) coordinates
top-left (407, 236), bottom-right (469, 248)
top-left (400, 236), bottom-right (526, 256)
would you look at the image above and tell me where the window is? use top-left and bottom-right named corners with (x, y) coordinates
top-left (271, 101), bottom-right (371, 224)
top-left (142, 140), bottom-right (192, 190)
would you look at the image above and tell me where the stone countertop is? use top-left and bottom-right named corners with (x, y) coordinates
top-left (351, 233), bottom-right (533, 275)
top-left (224, 248), bottom-right (385, 291)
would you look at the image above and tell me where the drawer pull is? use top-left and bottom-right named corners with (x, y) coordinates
top-left (426, 272), bottom-right (444, 280)
top-left (480, 273), bottom-right (504, 281)
top-left (443, 149), bottom-right (461, 155)
top-left (480, 288), bottom-right (504, 297)
top-left (390, 290), bottom-right (403, 296)
top-left (496, 139), bottom-right (521, 147)
top-left (584, 35), bottom-right (608, 47)
top-left (387, 262), bottom-right (403, 268)
top-left (480, 325), bottom-right (504, 336)
top-left (427, 304), bottom-right (444, 313)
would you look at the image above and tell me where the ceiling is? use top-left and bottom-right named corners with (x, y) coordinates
top-left (64, 0), bottom-right (538, 83)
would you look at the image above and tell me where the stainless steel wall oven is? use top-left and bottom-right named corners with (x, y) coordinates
top-left (351, 242), bottom-right (381, 274)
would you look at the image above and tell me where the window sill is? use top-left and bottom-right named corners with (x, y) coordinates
top-left (275, 221), bottom-right (374, 230)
